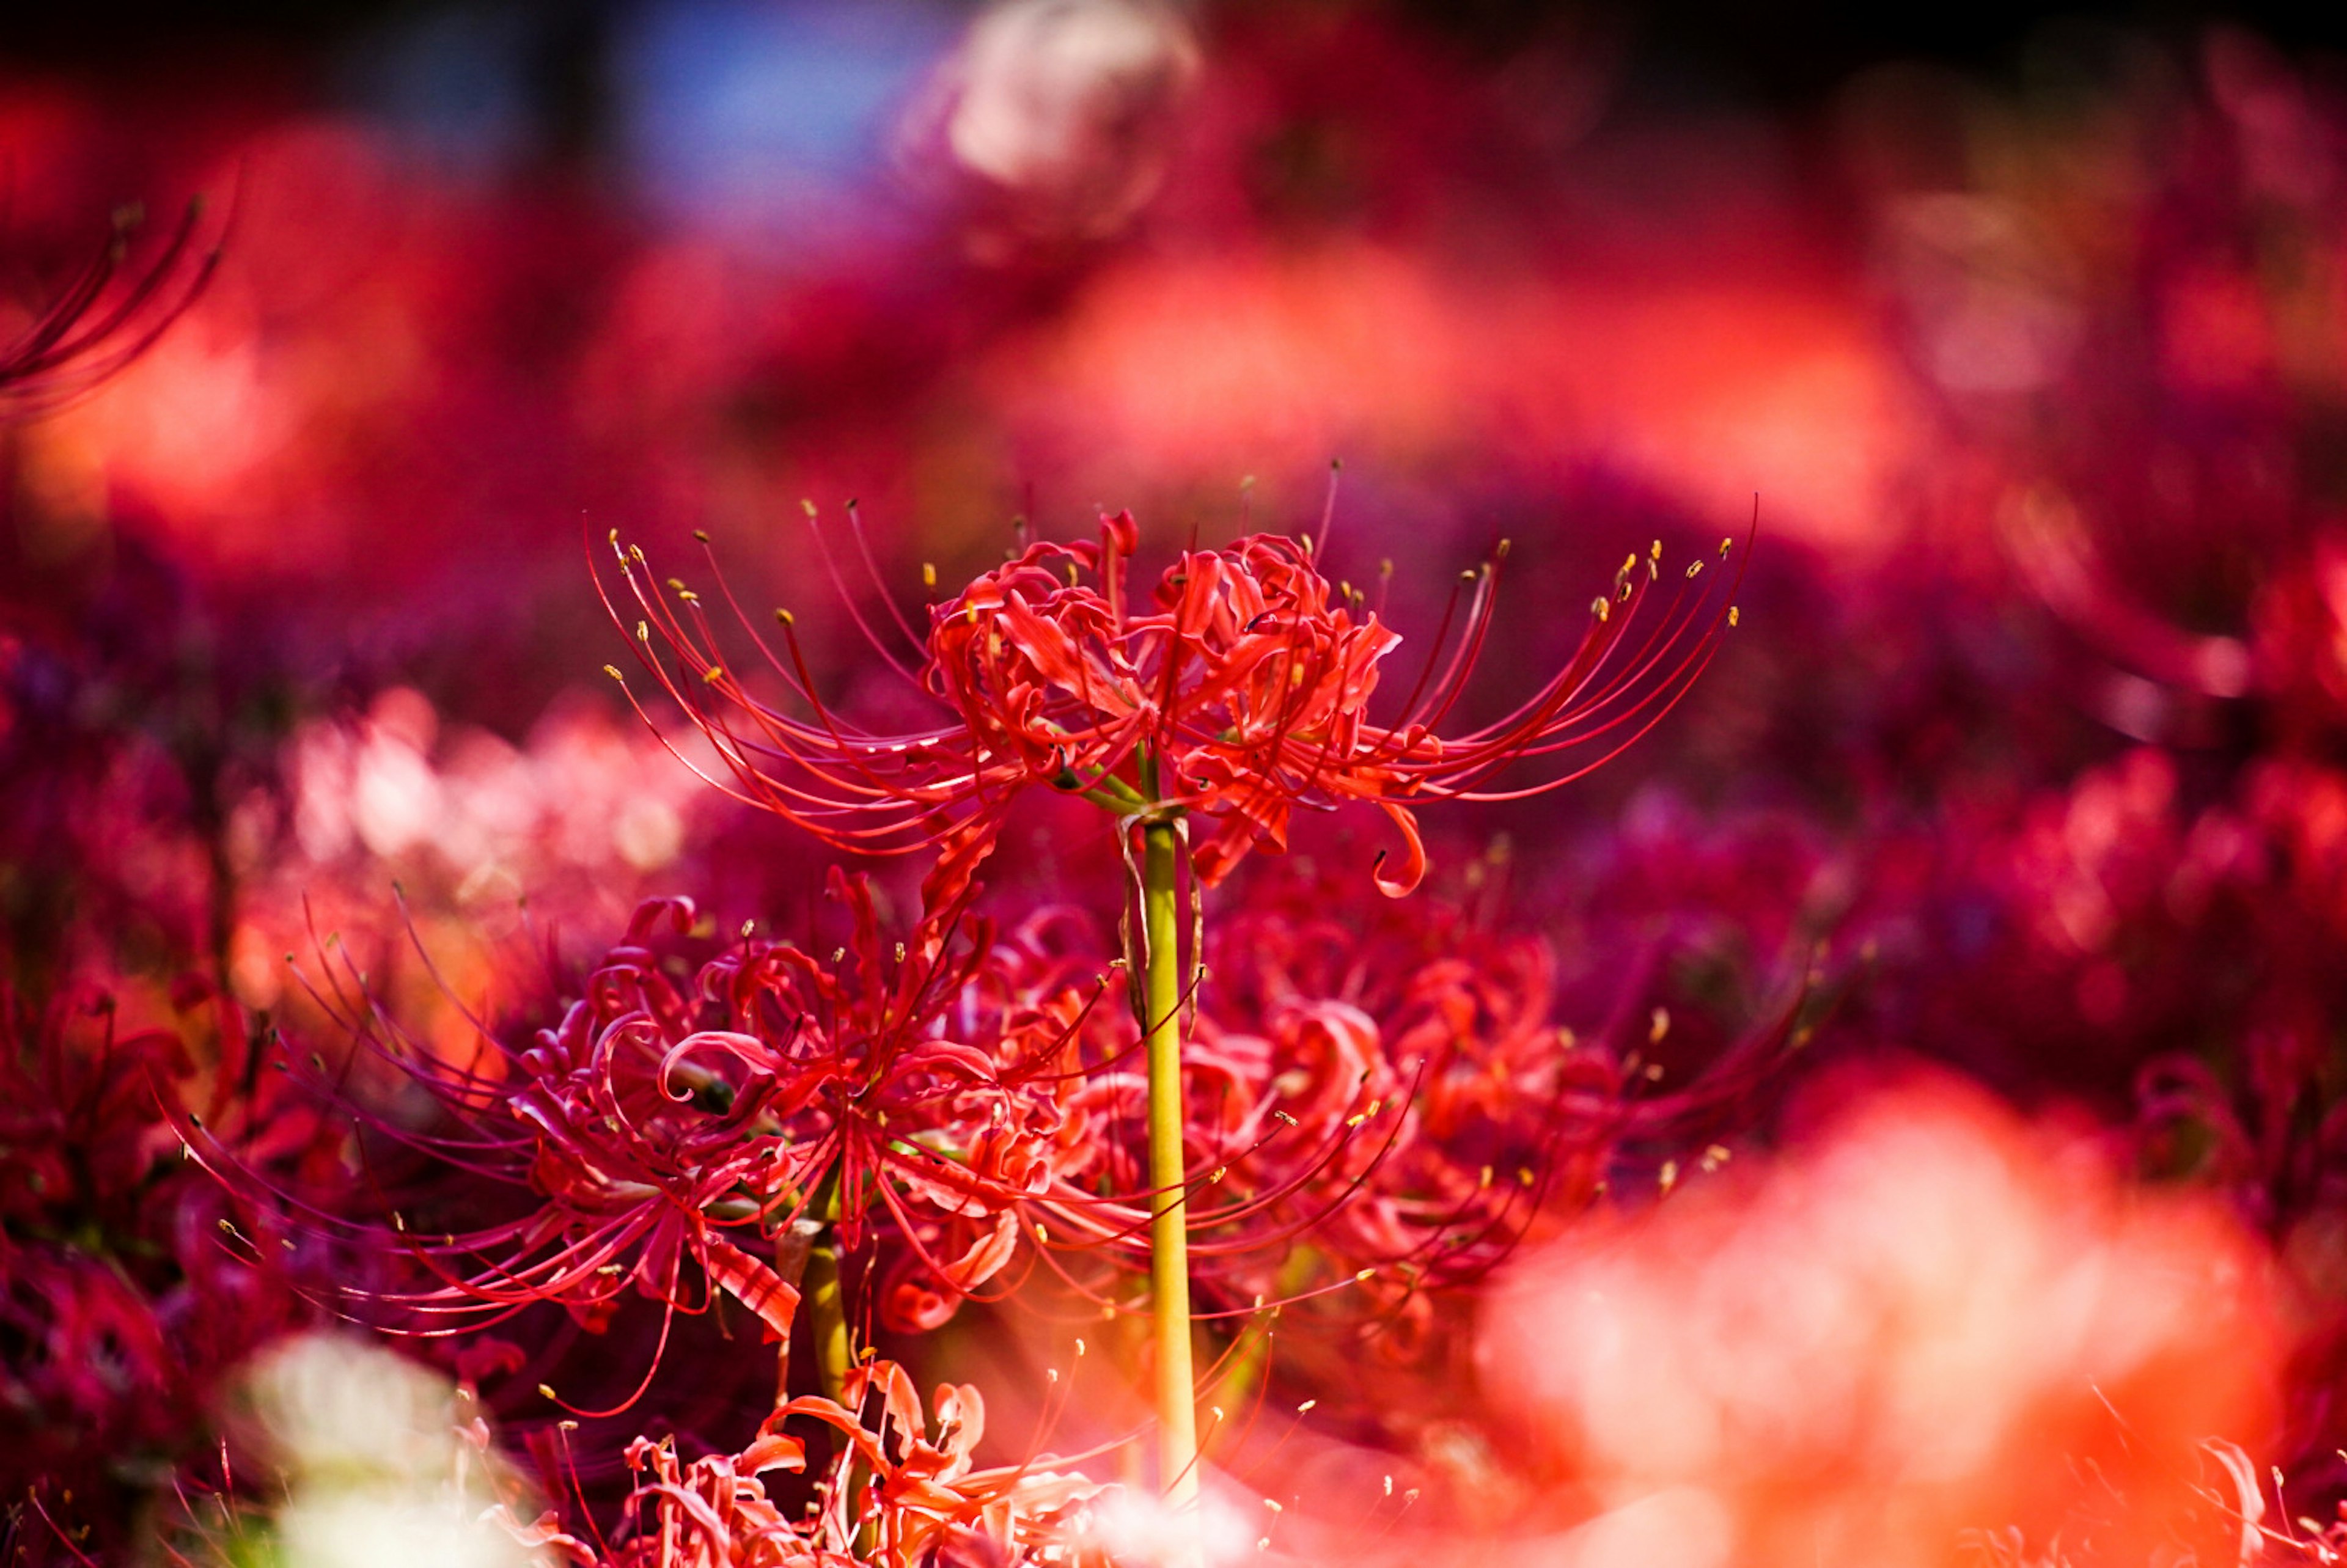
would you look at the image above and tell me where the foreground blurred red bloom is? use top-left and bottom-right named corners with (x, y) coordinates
top-left (608, 508), bottom-right (1738, 905)
top-left (1, 200), bottom-right (214, 419)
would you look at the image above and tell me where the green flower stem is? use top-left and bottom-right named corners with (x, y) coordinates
top-left (804, 1174), bottom-right (850, 1403)
top-left (771, 1214), bottom-right (821, 1405)
top-left (1141, 819), bottom-right (1200, 1511)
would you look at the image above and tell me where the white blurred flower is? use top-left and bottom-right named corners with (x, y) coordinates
top-left (277, 1492), bottom-right (541, 1568)
top-left (914, 0), bottom-right (1198, 241)
top-left (225, 1334), bottom-right (550, 1568)
top-left (239, 1333), bottom-right (462, 1493)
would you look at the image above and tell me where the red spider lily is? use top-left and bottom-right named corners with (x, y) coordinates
top-left (1150, 860), bottom-right (1811, 1365)
top-left (0, 982), bottom-right (319, 1545)
top-left (180, 896), bottom-right (806, 1362)
top-left (522, 1359), bottom-right (1111, 1567)
top-left (604, 506), bottom-right (1740, 907)
top-left (1, 200), bottom-right (216, 419)
top-left (1180, 871), bottom-right (1595, 1318)
top-left (224, 876), bottom-right (1137, 1378)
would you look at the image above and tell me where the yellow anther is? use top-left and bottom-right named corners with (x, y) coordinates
top-left (692, 529), bottom-right (709, 543)
top-left (1593, 596), bottom-right (1610, 621)
top-left (635, 621), bottom-right (649, 642)
top-left (1729, 605), bottom-right (1741, 626)
top-left (1686, 560), bottom-right (1704, 578)
top-left (1650, 1008), bottom-right (1670, 1044)
top-left (604, 665), bottom-right (625, 681)
top-left (775, 607), bottom-right (795, 627)
top-left (1659, 1159), bottom-right (1680, 1194)
top-left (922, 562), bottom-right (937, 588)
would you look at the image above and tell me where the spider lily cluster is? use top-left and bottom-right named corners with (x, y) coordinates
top-left (155, 504), bottom-right (1741, 1564)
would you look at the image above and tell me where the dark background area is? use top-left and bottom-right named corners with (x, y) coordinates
top-left (9, 1), bottom-right (2344, 104)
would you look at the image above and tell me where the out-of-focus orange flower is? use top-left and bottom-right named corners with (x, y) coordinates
top-left (1480, 1068), bottom-right (2283, 1567)
top-left (978, 242), bottom-right (1918, 554)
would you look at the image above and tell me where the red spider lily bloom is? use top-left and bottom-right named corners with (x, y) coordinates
top-left (186, 896), bottom-right (807, 1359)
top-left (527, 1360), bottom-right (1110, 1567)
top-left (1181, 873), bottom-right (1593, 1320)
top-left (1052, 860), bottom-right (1805, 1359)
top-left (604, 508), bottom-right (1739, 906)
top-left (237, 878), bottom-right (1128, 1369)
top-left (1, 983), bottom-right (319, 1542)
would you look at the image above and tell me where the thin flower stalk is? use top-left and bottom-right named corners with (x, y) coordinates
top-left (1140, 819), bottom-right (1198, 1509)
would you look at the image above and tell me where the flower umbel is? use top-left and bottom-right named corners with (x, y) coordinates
top-left (605, 507), bottom-right (1740, 903)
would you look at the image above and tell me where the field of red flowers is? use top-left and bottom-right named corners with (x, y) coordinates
top-left (7, 4), bottom-right (2347, 1564)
